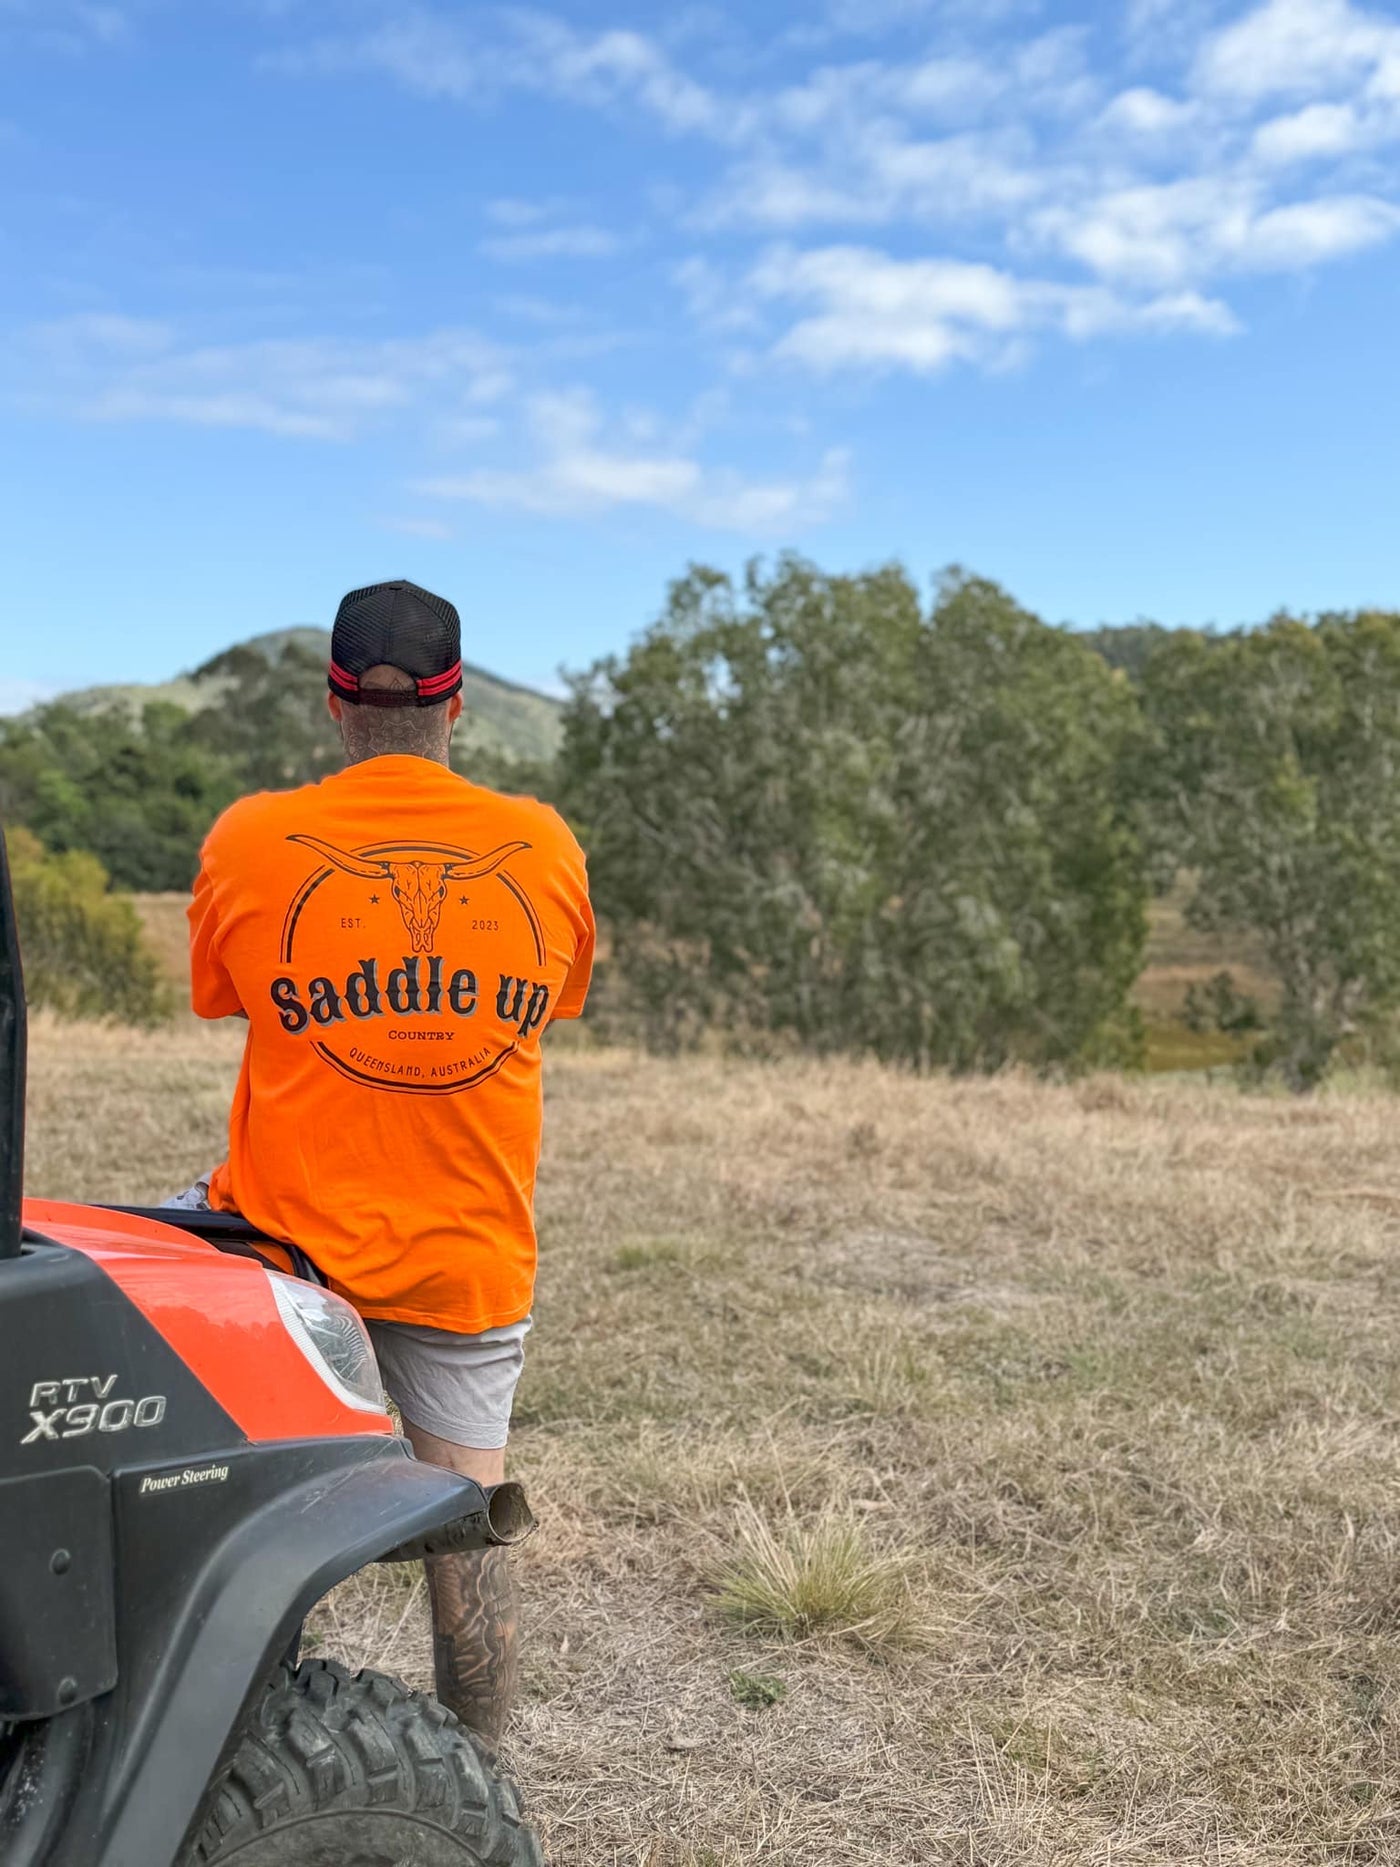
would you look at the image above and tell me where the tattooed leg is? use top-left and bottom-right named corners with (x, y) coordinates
top-left (424, 1546), bottom-right (520, 1753)
top-left (398, 1419), bottom-right (518, 1754)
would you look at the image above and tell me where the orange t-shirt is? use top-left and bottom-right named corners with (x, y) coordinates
top-left (188, 755), bottom-right (594, 1332)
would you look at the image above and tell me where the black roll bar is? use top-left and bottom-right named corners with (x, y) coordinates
top-left (0, 827), bottom-right (26, 1259)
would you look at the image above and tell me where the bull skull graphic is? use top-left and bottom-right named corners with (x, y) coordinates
top-left (289, 836), bottom-right (530, 953)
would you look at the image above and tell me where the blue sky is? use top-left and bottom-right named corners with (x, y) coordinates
top-left (3, 0), bottom-right (1400, 707)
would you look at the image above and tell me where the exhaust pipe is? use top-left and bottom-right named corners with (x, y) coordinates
top-left (379, 1481), bottom-right (537, 1562)
top-left (0, 829), bottom-right (25, 1262)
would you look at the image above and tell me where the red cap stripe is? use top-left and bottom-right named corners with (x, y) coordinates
top-left (328, 659), bottom-right (361, 691)
top-left (415, 661), bottom-right (463, 695)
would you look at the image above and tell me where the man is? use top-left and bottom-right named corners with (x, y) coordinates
top-left (183, 578), bottom-right (593, 1755)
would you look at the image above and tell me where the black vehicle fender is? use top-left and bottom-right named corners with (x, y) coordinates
top-left (38, 1435), bottom-right (491, 1867)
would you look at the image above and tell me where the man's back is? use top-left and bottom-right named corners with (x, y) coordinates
top-left (190, 753), bottom-right (593, 1331)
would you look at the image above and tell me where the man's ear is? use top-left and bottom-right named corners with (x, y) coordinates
top-left (328, 693), bottom-right (344, 722)
top-left (448, 693), bottom-right (464, 724)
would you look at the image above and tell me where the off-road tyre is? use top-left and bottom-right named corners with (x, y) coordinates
top-left (180, 1658), bottom-right (543, 1867)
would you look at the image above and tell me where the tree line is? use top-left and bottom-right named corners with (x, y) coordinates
top-left (563, 561), bottom-right (1400, 1089)
top-left (6, 560), bottom-right (1400, 1090)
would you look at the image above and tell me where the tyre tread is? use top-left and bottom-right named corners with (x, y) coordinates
top-left (183, 1658), bottom-right (540, 1866)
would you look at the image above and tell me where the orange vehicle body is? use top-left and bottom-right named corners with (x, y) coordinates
top-left (22, 1200), bottom-right (394, 1445)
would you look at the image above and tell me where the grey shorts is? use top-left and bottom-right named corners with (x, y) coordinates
top-left (163, 1178), bottom-right (528, 1450)
top-left (367, 1317), bottom-right (530, 1452)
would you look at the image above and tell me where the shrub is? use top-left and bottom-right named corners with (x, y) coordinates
top-left (727, 1669), bottom-right (787, 1708)
top-left (6, 826), bottom-right (170, 1027)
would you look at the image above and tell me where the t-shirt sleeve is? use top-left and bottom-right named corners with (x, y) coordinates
top-left (188, 843), bottom-right (244, 1021)
top-left (553, 851), bottom-right (595, 1022)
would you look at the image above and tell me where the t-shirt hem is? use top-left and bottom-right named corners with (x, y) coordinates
top-left (352, 1297), bottom-right (535, 1334)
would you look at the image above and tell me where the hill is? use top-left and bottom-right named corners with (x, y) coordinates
top-left (55, 626), bottom-right (563, 766)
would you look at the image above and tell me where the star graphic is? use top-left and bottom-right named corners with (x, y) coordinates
top-left (459, 894), bottom-right (470, 906)
top-left (369, 894), bottom-right (379, 904)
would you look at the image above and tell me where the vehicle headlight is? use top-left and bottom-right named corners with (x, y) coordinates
top-left (265, 1272), bottom-right (386, 1415)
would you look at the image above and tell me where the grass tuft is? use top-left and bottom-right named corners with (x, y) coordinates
top-left (710, 1503), bottom-right (924, 1649)
top-left (611, 1239), bottom-right (683, 1272)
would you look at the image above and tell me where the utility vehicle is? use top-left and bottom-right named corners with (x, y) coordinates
top-left (0, 831), bottom-right (544, 1866)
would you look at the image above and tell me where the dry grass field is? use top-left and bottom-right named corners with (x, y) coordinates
top-left (23, 1009), bottom-right (1400, 1865)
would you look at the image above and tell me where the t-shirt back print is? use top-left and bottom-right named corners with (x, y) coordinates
top-left (187, 754), bottom-right (593, 1331)
top-left (274, 832), bottom-right (550, 1095)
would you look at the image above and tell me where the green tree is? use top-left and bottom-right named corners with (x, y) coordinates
top-left (0, 701), bottom-right (240, 891)
top-left (560, 558), bottom-right (1146, 1070)
top-left (1141, 611), bottom-right (1400, 1089)
top-left (5, 827), bottom-right (169, 1026)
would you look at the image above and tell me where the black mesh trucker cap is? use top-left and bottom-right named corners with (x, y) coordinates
top-left (328, 579), bottom-right (463, 708)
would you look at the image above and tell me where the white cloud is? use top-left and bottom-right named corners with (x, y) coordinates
top-left (769, 52), bottom-right (1005, 135)
top-left (509, 15), bottom-right (724, 135)
top-left (674, 255), bottom-right (763, 331)
top-left (1123, 0), bottom-right (1231, 66)
top-left (75, 5), bottom-right (124, 41)
top-left (1012, 26), bottom-right (1097, 114)
top-left (0, 0), bottom-right (128, 52)
top-left (271, 2), bottom-right (1400, 354)
top-left (1036, 176), bottom-right (1400, 285)
top-left (415, 389), bottom-right (849, 533)
top-left (492, 293), bottom-right (589, 327)
top-left (806, 0), bottom-right (1044, 35)
top-left (700, 127), bottom-right (1046, 232)
top-left (480, 223), bottom-right (622, 261)
top-left (817, 0), bottom-right (951, 31)
top-left (1097, 87), bottom-right (1199, 137)
top-left (897, 54), bottom-right (1004, 117)
top-left (272, 12), bottom-right (482, 98)
top-left (102, 2), bottom-right (1394, 422)
top-left (1251, 97), bottom-right (1364, 160)
top-left (687, 30), bottom-right (1095, 234)
top-left (458, 449), bottom-right (696, 511)
top-left (29, 318), bottom-right (512, 441)
top-left (697, 162), bottom-right (879, 229)
top-left (750, 243), bottom-right (1237, 374)
top-left (755, 246), bottom-right (1024, 372)
top-left (485, 197), bottom-right (555, 227)
top-left (1194, 0), bottom-right (1398, 102)
top-left (1072, 288), bottom-right (1241, 337)
top-left (690, 449), bottom-right (850, 531)
top-left (19, 310), bottom-right (847, 536)
top-left (864, 129), bottom-right (1046, 218)
top-left (381, 515), bottom-right (455, 541)
top-left (35, 312), bottom-right (172, 356)
top-left (437, 413), bottom-right (502, 445)
top-left (1126, 0), bottom-right (1211, 32)
top-left (273, 9), bottom-right (730, 138)
top-left (1242, 190), bottom-right (1400, 262)
top-left (1034, 180), bottom-right (1244, 285)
